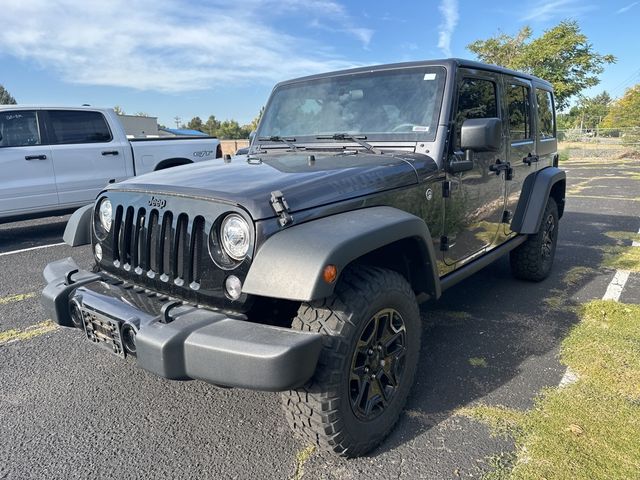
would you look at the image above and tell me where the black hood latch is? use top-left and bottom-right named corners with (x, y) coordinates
top-left (270, 190), bottom-right (293, 227)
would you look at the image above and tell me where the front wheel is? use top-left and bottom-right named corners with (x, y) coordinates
top-left (281, 266), bottom-right (421, 457)
top-left (510, 197), bottom-right (559, 281)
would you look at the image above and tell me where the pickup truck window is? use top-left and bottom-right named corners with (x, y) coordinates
top-left (48, 110), bottom-right (113, 145)
top-left (507, 84), bottom-right (532, 141)
top-left (536, 89), bottom-right (555, 139)
top-left (258, 67), bottom-right (446, 142)
top-left (454, 78), bottom-right (498, 149)
top-left (0, 110), bottom-right (41, 147)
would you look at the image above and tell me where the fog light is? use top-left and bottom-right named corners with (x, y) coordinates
top-left (69, 300), bottom-right (83, 329)
top-left (94, 243), bottom-right (103, 261)
top-left (225, 275), bottom-right (242, 300)
top-left (121, 324), bottom-right (137, 355)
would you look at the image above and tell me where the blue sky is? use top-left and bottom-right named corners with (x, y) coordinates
top-left (1, 0), bottom-right (638, 126)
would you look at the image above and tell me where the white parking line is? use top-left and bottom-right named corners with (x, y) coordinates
top-left (602, 270), bottom-right (631, 301)
top-left (633, 226), bottom-right (640, 247)
top-left (560, 223), bottom-right (639, 388)
top-left (0, 242), bottom-right (66, 257)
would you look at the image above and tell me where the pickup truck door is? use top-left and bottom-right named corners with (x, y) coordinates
top-left (442, 70), bottom-right (507, 267)
top-left (0, 110), bottom-right (57, 216)
top-left (44, 110), bottom-right (128, 206)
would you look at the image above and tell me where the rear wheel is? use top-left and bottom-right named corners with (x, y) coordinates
top-left (281, 266), bottom-right (421, 457)
top-left (510, 197), bottom-right (559, 281)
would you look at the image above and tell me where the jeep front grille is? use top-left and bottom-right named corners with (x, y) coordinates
top-left (112, 205), bottom-right (206, 289)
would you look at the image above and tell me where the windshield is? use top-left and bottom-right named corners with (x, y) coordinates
top-left (257, 66), bottom-right (446, 142)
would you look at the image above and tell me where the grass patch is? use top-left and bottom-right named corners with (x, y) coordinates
top-left (601, 245), bottom-right (640, 272)
top-left (542, 289), bottom-right (569, 310)
top-left (446, 311), bottom-right (473, 320)
top-left (469, 357), bottom-right (489, 368)
top-left (459, 301), bottom-right (640, 480)
top-left (600, 230), bottom-right (640, 272)
top-left (558, 149), bottom-right (569, 163)
top-left (604, 231), bottom-right (640, 243)
top-left (562, 266), bottom-right (596, 287)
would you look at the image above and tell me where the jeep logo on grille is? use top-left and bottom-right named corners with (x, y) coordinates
top-left (148, 196), bottom-right (167, 209)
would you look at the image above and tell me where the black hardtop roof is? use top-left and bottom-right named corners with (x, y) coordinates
top-left (275, 58), bottom-right (553, 90)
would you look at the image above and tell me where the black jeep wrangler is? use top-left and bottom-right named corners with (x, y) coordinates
top-left (43, 59), bottom-right (565, 457)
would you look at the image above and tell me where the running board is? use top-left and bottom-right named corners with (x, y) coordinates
top-left (440, 235), bottom-right (527, 292)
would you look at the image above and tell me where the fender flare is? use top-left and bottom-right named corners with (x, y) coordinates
top-left (242, 206), bottom-right (441, 302)
top-left (511, 167), bottom-right (566, 234)
top-left (63, 204), bottom-right (93, 246)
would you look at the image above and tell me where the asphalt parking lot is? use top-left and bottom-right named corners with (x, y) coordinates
top-left (1, 153), bottom-right (639, 479)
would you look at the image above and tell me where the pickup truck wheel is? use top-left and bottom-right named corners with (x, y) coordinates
top-left (510, 197), bottom-right (559, 281)
top-left (281, 265), bottom-right (421, 457)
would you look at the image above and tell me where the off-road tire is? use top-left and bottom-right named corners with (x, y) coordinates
top-left (510, 197), bottom-right (559, 281)
top-left (281, 265), bottom-right (421, 457)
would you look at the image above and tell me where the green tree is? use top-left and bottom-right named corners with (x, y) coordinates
top-left (467, 20), bottom-right (615, 110)
top-left (557, 91), bottom-right (612, 130)
top-left (186, 116), bottom-right (204, 132)
top-left (135, 112), bottom-right (149, 117)
top-left (467, 27), bottom-right (532, 68)
top-left (204, 115), bottom-right (221, 137)
top-left (601, 84), bottom-right (640, 128)
top-left (113, 105), bottom-right (126, 115)
top-left (250, 106), bottom-right (265, 131)
top-left (1, 85), bottom-right (17, 105)
top-left (217, 119), bottom-right (248, 139)
top-left (576, 91), bottom-right (612, 129)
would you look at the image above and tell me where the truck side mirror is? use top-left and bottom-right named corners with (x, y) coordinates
top-left (460, 118), bottom-right (501, 152)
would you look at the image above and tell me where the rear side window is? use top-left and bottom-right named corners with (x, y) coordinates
top-left (536, 89), bottom-right (555, 139)
top-left (0, 110), bottom-right (42, 147)
top-left (507, 84), bottom-right (531, 141)
top-left (454, 78), bottom-right (498, 149)
top-left (48, 110), bottom-right (112, 144)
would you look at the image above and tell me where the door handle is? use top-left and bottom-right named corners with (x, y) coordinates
top-left (25, 154), bottom-right (47, 160)
top-left (102, 150), bottom-right (119, 156)
top-left (523, 153), bottom-right (539, 165)
top-left (489, 159), bottom-right (510, 173)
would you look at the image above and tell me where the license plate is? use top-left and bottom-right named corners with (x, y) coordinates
top-left (81, 308), bottom-right (126, 358)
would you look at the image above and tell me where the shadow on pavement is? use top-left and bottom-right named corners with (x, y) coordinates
top-left (0, 215), bottom-right (70, 253)
top-left (371, 209), bottom-right (638, 455)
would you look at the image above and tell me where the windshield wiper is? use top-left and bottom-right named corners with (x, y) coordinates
top-left (257, 135), bottom-right (302, 151)
top-left (315, 133), bottom-right (381, 154)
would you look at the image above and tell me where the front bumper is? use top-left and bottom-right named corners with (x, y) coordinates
top-left (42, 258), bottom-right (322, 391)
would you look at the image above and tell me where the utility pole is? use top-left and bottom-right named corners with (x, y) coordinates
top-left (174, 116), bottom-right (181, 128)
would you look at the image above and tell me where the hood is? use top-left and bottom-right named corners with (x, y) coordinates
top-left (111, 150), bottom-right (428, 220)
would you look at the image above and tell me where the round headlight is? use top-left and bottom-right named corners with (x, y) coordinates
top-left (99, 198), bottom-right (113, 232)
top-left (220, 214), bottom-right (250, 261)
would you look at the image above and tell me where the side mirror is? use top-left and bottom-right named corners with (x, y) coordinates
top-left (460, 118), bottom-right (501, 152)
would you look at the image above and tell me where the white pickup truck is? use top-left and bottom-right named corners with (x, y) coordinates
top-left (0, 106), bottom-right (222, 222)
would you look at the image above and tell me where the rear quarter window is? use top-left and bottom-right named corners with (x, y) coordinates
top-left (507, 84), bottom-right (532, 141)
top-left (0, 110), bottom-right (42, 147)
top-left (48, 110), bottom-right (113, 144)
top-left (536, 89), bottom-right (555, 139)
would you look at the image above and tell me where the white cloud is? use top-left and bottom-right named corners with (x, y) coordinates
top-left (521, 0), bottom-right (597, 21)
top-left (438, 0), bottom-right (459, 57)
top-left (0, 0), bottom-right (370, 92)
top-left (616, 1), bottom-right (639, 13)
